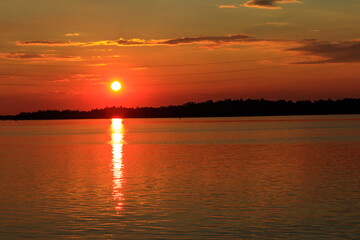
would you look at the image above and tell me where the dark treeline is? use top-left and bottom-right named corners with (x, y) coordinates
top-left (1, 98), bottom-right (360, 120)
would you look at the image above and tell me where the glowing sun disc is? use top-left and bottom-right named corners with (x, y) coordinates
top-left (111, 81), bottom-right (121, 91)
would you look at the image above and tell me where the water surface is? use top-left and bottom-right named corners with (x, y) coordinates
top-left (1, 115), bottom-right (360, 239)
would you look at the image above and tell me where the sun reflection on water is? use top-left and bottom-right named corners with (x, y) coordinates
top-left (111, 118), bottom-right (124, 214)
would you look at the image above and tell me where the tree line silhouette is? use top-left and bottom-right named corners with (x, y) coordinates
top-left (1, 98), bottom-right (359, 120)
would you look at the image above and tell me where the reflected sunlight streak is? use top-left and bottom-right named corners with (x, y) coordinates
top-left (111, 118), bottom-right (124, 214)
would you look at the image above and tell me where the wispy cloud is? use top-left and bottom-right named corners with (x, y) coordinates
top-left (289, 39), bottom-right (360, 63)
top-left (0, 53), bottom-right (44, 59)
top-left (130, 67), bottom-right (148, 71)
top-left (49, 90), bottom-right (81, 96)
top-left (16, 40), bottom-right (86, 46)
top-left (13, 35), bottom-right (296, 57)
top-left (50, 79), bottom-right (71, 83)
top-left (159, 34), bottom-right (254, 45)
top-left (65, 33), bottom-right (80, 37)
top-left (50, 74), bottom-right (102, 84)
top-left (115, 38), bottom-right (149, 46)
top-left (218, 5), bottom-right (238, 9)
top-left (16, 39), bottom-right (146, 47)
top-left (16, 35), bottom-right (259, 47)
top-left (0, 52), bottom-right (81, 61)
top-left (88, 63), bottom-right (107, 67)
top-left (15, 34), bottom-right (360, 64)
top-left (242, 0), bottom-right (301, 9)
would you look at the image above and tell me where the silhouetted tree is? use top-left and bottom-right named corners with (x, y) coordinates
top-left (1, 98), bottom-right (359, 120)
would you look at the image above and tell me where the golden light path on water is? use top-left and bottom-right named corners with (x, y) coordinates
top-left (111, 118), bottom-right (124, 214)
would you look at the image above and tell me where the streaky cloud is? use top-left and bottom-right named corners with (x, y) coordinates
top-left (243, 0), bottom-right (301, 9)
top-left (289, 39), bottom-right (360, 63)
top-left (115, 38), bottom-right (150, 46)
top-left (218, 5), bottom-right (238, 9)
top-left (159, 34), bottom-right (253, 45)
top-left (0, 52), bottom-right (82, 61)
top-left (16, 35), bottom-right (259, 47)
top-left (16, 40), bottom-right (86, 46)
top-left (65, 33), bottom-right (80, 37)
top-left (15, 34), bottom-right (360, 63)
top-left (0, 53), bottom-right (44, 59)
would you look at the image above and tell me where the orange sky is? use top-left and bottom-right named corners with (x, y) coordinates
top-left (1, 0), bottom-right (360, 114)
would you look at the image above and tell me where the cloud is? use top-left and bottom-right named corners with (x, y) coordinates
top-left (159, 34), bottom-right (254, 45)
top-left (242, 0), bottom-right (301, 9)
top-left (115, 38), bottom-right (150, 46)
top-left (15, 34), bottom-right (360, 64)
top-left (288, 39), bottom-right (360, 63)
top-left (65, 33), bottom-right (80, 37)
top-left (50, 79), bottom-right (71, 83)
top-left (0, 53), bottom-right (44, 59)
top-left (14, 35), bottom-right (296, 56)
top-left (16, 39), bottom-right (146, 47)
top-left (16, 35), bottom-right (259, 47)
top-left (113, 35), bottom-right (256, 46)
top-left (49, 90), bottom-right (81, 96)
top-left (0, 52), bottom-right (82, 61)
top-left (16, 40), bottom-right (86, 46)
top-left (88, 63), bottom-right (107, 67)
top-left (49, 74), bottom-right (102, 85)
top-left (218, 5), bottom-right (238, 9)
top-left (130, 67), bottom-right (148, 71)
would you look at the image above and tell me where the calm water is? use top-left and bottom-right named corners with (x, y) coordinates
top-left (1, 115), bottom-right (360, 239)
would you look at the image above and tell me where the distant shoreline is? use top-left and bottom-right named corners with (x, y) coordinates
top-left (2, 113), bottom-right (360, 121)
top-left (1, 98), bottom-right (359, 121)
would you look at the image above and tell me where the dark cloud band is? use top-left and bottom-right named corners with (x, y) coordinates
top-left (243, 0), bottom-right (301, 9)
top-left (15, 34), bottom-right (360, 64)
top-left (289, 39), bottom-right (360, 63)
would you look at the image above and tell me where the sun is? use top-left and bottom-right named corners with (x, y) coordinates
top-left (111, 81), bottom-right (121, 91)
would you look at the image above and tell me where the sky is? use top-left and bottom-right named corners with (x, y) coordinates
top-left (1, 0), bottom-right (360, 114)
